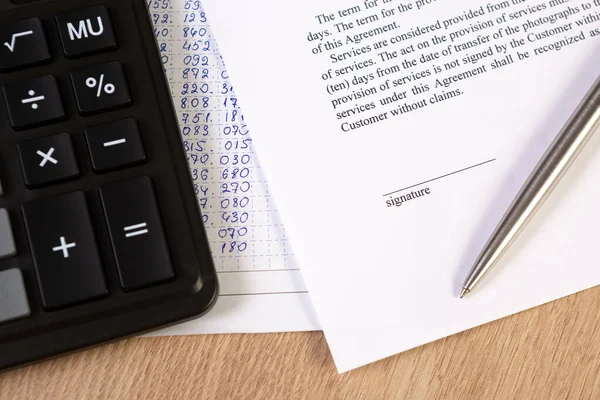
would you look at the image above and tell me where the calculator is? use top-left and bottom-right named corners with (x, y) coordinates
top-left (0, 0), bottom-right (219, 370)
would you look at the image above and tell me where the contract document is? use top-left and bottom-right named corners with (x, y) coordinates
top-left (203, 0), bottom-right (600, 371)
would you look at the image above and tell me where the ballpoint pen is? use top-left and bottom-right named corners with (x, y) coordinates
top-left (460, 75), bottom-right (600, 298)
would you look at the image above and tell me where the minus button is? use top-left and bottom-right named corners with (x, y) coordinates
top-left (85, 118), bottom-right (147, 173)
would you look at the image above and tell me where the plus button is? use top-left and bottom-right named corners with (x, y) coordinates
top-left (52, 236), bottom-right (76, 259)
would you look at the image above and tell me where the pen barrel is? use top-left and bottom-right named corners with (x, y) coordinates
top-left (464, 77), bottom-right (600, 291)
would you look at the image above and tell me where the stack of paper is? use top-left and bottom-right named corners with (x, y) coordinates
top-left (198, 0), bottom-right (600, 372)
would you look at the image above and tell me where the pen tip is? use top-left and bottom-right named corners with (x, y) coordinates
top-left (459, 288), bottom-right (469, 299)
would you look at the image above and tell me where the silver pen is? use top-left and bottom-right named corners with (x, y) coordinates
top-left (460, 76), bottom-right (600, 298)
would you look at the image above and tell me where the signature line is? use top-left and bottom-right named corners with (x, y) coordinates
top-left (383, 158), bottom-right (497, 197)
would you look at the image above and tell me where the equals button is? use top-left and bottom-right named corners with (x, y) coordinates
top-left (100, 176), bottom-right (174, 291)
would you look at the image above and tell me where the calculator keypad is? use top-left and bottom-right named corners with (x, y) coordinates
top-left (22, 192), bottom-right (108, 310)
top-left (2, 75), bottom-right (66, 129)
top-left (56, 6), bottom-right (117, 58)
top-left (18, 132), bottom-right (80, 188)
top-left (70, 61), bottom-right (131, 115)
top-left (0, 0), bottom-right (219, 371)
top-left (0, 17), bottom-right (51, 72)
top-left (0, 5), bottom-right (170, 314)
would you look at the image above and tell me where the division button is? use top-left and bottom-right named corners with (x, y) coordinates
top-left (17, 132), bottom-right (80, 188)
top-left (99, 176), bottom-right (175, 291)
top-left (2, 75), bottom-right (66, 129)
top-left (0, 269), bottom-right (31, 326)
top-left (85, 118), bottom-right (146, 173)
top-left (22, 191), bottom-right (108, 310)
top-left (0, 17), bottom-right (51, 72)
top-left (0, 209), bottom-right (17, 259)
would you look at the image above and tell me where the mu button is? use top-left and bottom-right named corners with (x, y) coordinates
top-left (56, 5), bottom-right (117, 58)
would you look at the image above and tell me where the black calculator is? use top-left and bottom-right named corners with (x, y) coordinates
top-left (0, 0), bottom-right (219, 370)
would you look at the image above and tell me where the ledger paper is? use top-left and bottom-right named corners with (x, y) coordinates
top-left (203, 0), bottom-right (600, 370)
top-left (147, 0), bottom-right (319, 335)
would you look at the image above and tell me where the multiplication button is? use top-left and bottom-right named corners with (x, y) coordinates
top-left (17, 133), bottom-right (80, 188)
top-left (2, 75), bottom-right (66, 129)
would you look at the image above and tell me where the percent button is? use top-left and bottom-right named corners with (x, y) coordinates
top-left (70, 61), bottom-right (131, 116)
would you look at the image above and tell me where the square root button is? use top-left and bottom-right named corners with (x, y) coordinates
top-left (0, 17), bottom-right (51, 72)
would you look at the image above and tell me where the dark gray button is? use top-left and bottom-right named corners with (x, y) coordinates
top-left (56, 6), bottom-right (117, 58)
top-left (100, 177), bottom-right (175, 291)
top-left (22, 191), bottom-right (108, 310)
top-left (0, 17), bottom-right (51, 72)
top-left (17, 132), bottom-right (80, 188)
top-left (85, 118), bottom-right (146, 173)
top-left (70, 62), bottom-right (131, 115)
top-left (0, 209), bottom-right (17, 259)
top-left (0, 269), bottom-right (30, 325)
top-left (2, 75), bottom-right (66, 130)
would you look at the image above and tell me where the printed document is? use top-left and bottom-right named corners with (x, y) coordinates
top-left (203, 0), bottom-right (600, 370)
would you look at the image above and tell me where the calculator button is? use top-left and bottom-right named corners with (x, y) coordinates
top-left (0, 209), bottom-right (17, 259)
top-left (0, 18), bottom-right (51, 72)
top-left (17, 132), bottom-right (80, 188)
top-left (22, 192), bottom-right (108, 310)
top-left (70, 62), bottom-right (131, 115)
top-left (2, 75), bottom-right (66, 130)
top-left (100, 177), bottom-right (175, 291)
top-left (85, 118), bottom-right (147, 173)
top-left (56, 6), bottom-right (117, 58)
top-left (0, 269), bottom-right (30, 325)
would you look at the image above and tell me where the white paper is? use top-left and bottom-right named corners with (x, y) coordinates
top-left (202, 0), bottom-right (600, 370)
top-left (146, 0), bottom-right (319, 334)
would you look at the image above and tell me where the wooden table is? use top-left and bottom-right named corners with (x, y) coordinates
top-left (3, 287), bottom-right (600, 400)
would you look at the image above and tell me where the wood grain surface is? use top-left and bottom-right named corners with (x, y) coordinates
top-left (3, 286), bottom-right (600, 400)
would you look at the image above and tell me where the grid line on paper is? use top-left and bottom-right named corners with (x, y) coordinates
top-left (151, 1), bottom-right (303, 298)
